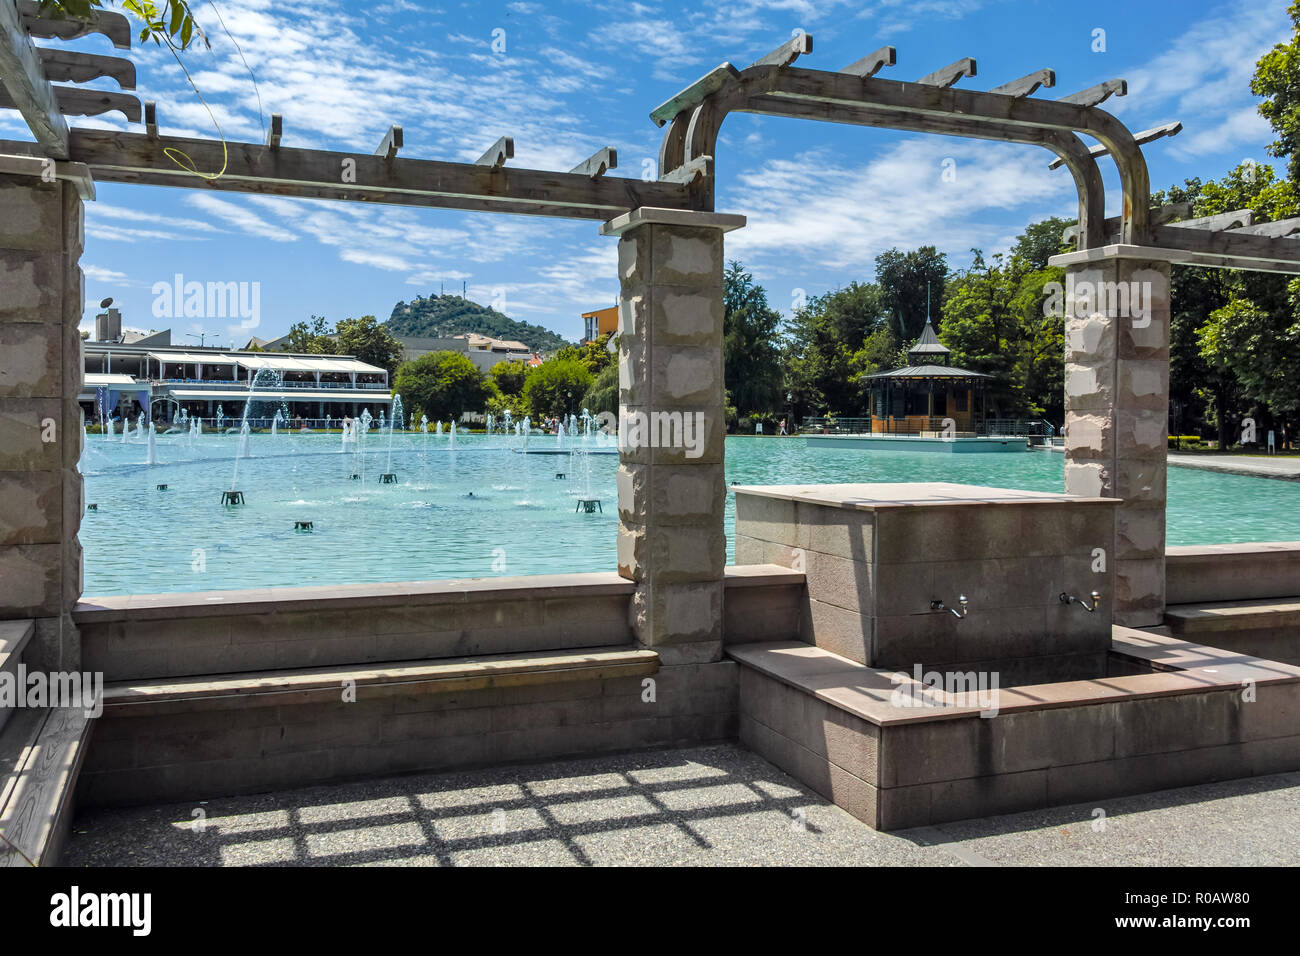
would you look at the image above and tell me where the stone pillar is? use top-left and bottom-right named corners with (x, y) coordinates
top-left (1051, 248), bottom-right (1171, 627)
top-left (0, 173), bottom-right (85, 669)
top-left (600, 208), bottom-right (745, 665)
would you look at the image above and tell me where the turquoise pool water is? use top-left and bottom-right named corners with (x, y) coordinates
top-left (78, 431), bottom-right (1300, 596)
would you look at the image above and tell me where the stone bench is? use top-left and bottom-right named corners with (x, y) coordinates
top-left (1163, 598), bottom-right (1300, 665)
top-left (1, 705), bottom-right (95, 867)
top-left (102, 645), bottom-right (662, 716)
top-left (730, 635), bottom-right (1300, 830)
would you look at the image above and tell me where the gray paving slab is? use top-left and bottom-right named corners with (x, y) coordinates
top-left (62, 744), bottom-right (1300, 867)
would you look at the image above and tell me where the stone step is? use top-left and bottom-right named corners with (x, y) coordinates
top-left (0, 705), bottom-right (95, 867)
top-left (0, 621), bottom-right (35, 737)
top-left (104, 645), bottom-right (661, 716)
top-left (1164, 598), bottom-right (1300, 633)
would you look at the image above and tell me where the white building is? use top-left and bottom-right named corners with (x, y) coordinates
top-left (80, 342), bottom-right (392, 425)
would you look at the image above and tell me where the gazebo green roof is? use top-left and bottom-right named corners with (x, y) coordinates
top-left (862, 364), bottom-right (990, 380)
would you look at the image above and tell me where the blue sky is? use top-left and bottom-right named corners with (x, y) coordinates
top-left (4, 0), bottom-right (1292, 345)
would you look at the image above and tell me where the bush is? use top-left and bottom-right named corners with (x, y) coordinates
top-left (581, 363), bottom-right (618, 418)
top-left (522, 358), bottom-right (594, 418)
top-left (393, 351), bottom-right (492, 423)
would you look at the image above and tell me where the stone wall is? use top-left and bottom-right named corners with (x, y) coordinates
top-left (0, 174), bottom-right (84, 671)
top-left (79, 661), bottom-right (740, 807)
top-left (75, 567), bottom-right (804, 681)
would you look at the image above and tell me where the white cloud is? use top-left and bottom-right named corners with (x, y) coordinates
top-left (186, 194), bottom-right (300, 242)
top-left (723, 138), bottom-right (1074, 277)
top-left (82, 265), bottom-right (133, 285)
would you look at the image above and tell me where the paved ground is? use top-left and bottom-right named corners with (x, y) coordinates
top-left (1169, 453), bottom-right (1300, 481)
top-left (63, 744), bottom-right (1300, 866)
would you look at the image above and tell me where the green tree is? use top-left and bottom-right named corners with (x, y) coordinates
top-left (335, 315), bottom-right (404, 376)
top-left (723, 262), bottom-right (783, 416)
top-left (491, 359), bottom-right (531, 397)
top-left (393, 351), bottom-right (492, 423)
top-left (554, 333), bottom-right (616, 375)
top-left (522, 358), bottom-right (594, 418)
top-left (581, 363), bottom-right (618, 418)
top-left (1253, 1), bottom-right (1300, 183)
top-left (281, 315), bottom-right (333, 354)
top-left (875, 246), bottom-right (948, 340)
top-left (784, 281), bottom-right (892, 417)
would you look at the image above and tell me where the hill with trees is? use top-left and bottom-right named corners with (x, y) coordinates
top-left (386, 294), bottom-right (570, 353)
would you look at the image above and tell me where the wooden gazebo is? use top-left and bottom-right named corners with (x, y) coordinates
top-left (862, 320), bottom-right (989, 434)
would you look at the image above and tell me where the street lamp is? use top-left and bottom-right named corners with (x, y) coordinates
top-left (187, 330), bottom-right (220, 348)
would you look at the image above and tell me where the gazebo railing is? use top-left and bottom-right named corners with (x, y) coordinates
top-left (799, 416), bottom-right (1057, 438)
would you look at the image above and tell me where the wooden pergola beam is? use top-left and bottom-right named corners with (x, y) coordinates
top-left (1058, 79), bottom-right (1126, 108)
top-left (916, 57), bottom-right (976, 88)
top-left (725, 64), bottom-right (1149, 241)
top-left (842, 46), bottom-right (896, 78)
top-left (18, 0), bottom-right (130, 48)
top-left (475, 135), bottom-right (513, 169)
top-left (1047, 120), bottom-right (1180, 169)
top-left (2, 129), bottom-right (704, 220)
top-left (569, 146), bottom-right (616, 179)
top-left (1149, 224), bottom-right (1300, 266)
top-left (1062, 202), bottom-right (1191, 245)
top-left (1231, 218), bottom-right (1300, 238)
top-left (1164, 208), bottom-right (1253, 232)
top-left (0, 0), bottom-right (68, 158)
top-left (990, 68), bottom-right (1055, 98)
top-left (650, 62), bottom-right (741, 126)
top-left (375, 125), bottom-right (402, 159)
top-left (37, 48), bottom-right (135, 89)
top-left (748, 33), bottom-right (812, 70)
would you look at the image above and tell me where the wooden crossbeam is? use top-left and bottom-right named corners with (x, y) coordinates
top-left (842, 46), bottom-right (896, 78)
top-left (1062, 203), bottom-right (1192, 244)
top-left (476, 135), bottom-right (513, 168)
top-left (1047, 120), bottom-right (1179, 169)
top-left (916, 57), bottom-right (976, 88)
top-left (5, 129), bottom-right (703, 221)
top-left (1058, 79), bottom-right (1126, 107)
top-left (660, 154), bottom-right (710, 185)
top-left (990, 69), bottom-right (1055, 98)
top-left (749, 33), bottom-right (812, 70)
top-left (0, 82), bottom-right (139, 121)
top-left (1230, 218), bottom-right (1300, 238)
top-left (650, 62), bottom-right (741, 126)
top-left (144, 100), bottom-right (157, 139)
top-left (569, 146), bottom-right (617, 178)
top-left (375, 125), bottom-right (402, 159)
top-left (37, 49), bottom-right (135, 89)
top-left (266, 113), bottom-right (282, 149)
top-left (18, 0), bottom-right (130, 48)
top-left (1150, 223), bottom-right (1300, 267)
top-left (1164, 208), bottom-right (1253, 231)
top-left (726, 64), bottom-right (1150, 241)
top-left (0, 0), bottom-right (68, 158)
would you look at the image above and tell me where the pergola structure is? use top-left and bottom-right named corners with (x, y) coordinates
top-left (6, 4), bottom-right (1300, 685)
top-left (863, 320), bottom-right (990, 434)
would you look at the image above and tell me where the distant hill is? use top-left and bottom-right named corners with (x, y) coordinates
top-left (385, 294), bottom-right (570, 354)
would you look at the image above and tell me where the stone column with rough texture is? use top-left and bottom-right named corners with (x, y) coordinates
top-left (1052, 248), bottom-right (1171, 627)
top-left (600, 208), bottom-right (745, 666)
top-left (0, 173), bottom-right (84, 670)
